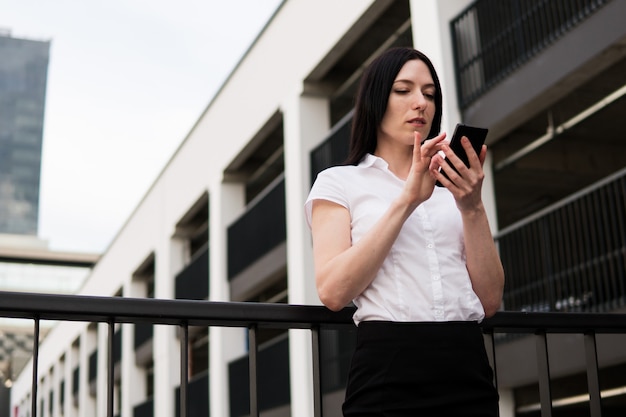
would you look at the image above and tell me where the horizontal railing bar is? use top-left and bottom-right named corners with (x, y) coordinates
top-left (0, 291), bottom-right (354, 329)
top-left (1, 291), bottom-right (625, 334)
top-left (481, 311), bottom-right (626, 333)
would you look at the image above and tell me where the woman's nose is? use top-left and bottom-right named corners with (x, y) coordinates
top-left (413, 93), bottom-right (426, 110)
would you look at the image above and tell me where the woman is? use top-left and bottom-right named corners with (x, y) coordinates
top-left (305, 47), bottom-right (504, 416)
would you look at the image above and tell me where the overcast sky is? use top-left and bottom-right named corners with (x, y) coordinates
top-left (0, 0), bottom-right (282, 253)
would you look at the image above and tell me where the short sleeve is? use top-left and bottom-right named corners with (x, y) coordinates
top-left (304, 168), bottom-right (349, 229)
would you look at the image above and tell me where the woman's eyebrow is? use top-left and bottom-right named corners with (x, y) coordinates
top-left (393, 80), bottom-right (436, 91)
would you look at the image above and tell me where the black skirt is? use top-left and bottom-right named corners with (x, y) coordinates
top-left (342, 321), bottom-right (499, 417)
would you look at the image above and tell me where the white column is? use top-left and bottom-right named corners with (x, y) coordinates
top-left (209, 180), bottom-right (248, 417)
top-left (481, 151), bottom-right (499, 232)
top-left (95, 324), bottom-right (108, 417)
top-left (152, 239), bottom-right (184, 417)
top-left (41, 370), bottom-right (49, 417)
top-left (410, 0), bottom-right (499, 229)
top-left (282, 90), bottom-right (331, 417)
top-left (120, 321), bottom-right (144, 417)
top-left (63, 351), bottom-right (73, 417)
top-left (499, 388), bottom-right (516, 417)
top-left (80, 329), bottom-right (97, 417)
top-left (69, 343), bottom-right (79, 417)
top-left (51, 362), bottom-right (59, 417)
top-left (122, 280), bottom-right (148, 417)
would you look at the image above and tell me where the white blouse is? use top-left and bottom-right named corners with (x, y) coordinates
top-left (305, 153), bottom-right (485, 324)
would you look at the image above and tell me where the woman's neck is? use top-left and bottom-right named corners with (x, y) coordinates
top-left (374, 144), bottom-right (413, 180)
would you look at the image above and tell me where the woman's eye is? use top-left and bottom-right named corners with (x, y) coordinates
top-left (394, 89), bottom-right (409, 94)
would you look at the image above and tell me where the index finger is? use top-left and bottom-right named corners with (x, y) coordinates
top-left (420, 132), bottom-right (446, 148)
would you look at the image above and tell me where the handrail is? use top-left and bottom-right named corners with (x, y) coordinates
top-left (2, 291), bottom-right (625, 417)
top-left (3, 291), bottom-right (626, 333)
top-left (0, 290), bottom-right (354, 328)
top-left (482, 311), bottom-right (626, 334)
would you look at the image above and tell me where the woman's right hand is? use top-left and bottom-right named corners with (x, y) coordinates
top-left (400, 131), bottom-right (446, 209)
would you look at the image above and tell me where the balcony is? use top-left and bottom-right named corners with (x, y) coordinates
top-left (229, 336), bottom-right (290, 416)
top-left (227, 176), bottom-right (286, 282)
top-left (175, 371), bottom-right (208, 417)
top-left (310, 110), bottom-right (351, 184)
top-left (449, 0), bottom-right (626, 232)
top-left (175, 245), bottom-right (209, 301)
top-left (133, 397), bottom-right (153, 417)
top-left (450, 0), bottom-right (612, 109)
top-left (2, 291), bottom-right (626, 417)
top-left (495, 167), bottom-right (626, 314)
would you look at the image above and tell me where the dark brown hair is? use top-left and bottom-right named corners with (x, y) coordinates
top-left (345, 47), bottom-right (443, 165)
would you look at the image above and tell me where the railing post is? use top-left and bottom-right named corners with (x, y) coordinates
top-left (311, 326), bottom-right (323, 417)
top-left (31, 317), bottom-right (40, 417)
top-left (536, 331), bottom-right (553, 417)
top-left (584, 332), bottom-right (603, 417)
top-left (107, 320), bottom-right (114, 417)
top-left (180, 323), bottom-right (189, 417)
top-left (248, 325), bottom-right (259, 417)
top-left (483, 330), bottom-right (498, 390)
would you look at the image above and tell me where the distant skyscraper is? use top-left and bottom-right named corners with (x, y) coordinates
top-left (0, 31), bottom-right (50, 235)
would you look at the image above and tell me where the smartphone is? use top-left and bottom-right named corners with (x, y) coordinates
top-left (436, 123), bottom-right (488, 186)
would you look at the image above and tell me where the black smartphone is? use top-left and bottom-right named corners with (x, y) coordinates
top-left (436, 123), bottom-right (488, 186)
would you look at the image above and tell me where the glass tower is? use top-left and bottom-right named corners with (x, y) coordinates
top-left (0, 32), bottom-right (50, 235)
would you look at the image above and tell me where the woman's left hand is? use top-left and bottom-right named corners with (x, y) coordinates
top-left (430, 136), bottom-right (486, 212)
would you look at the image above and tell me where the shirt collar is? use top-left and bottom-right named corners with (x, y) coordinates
top-left (360, 153), bottom-right (389, 170)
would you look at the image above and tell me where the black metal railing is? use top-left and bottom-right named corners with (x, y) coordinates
top-left (175, 245), bottom-right (209, 300)
top-left (228, 336), bottom-right (291, 416)
top-left (134, 323), bottom-right (153, 350)
top-left (72, 367), bottom-right (79, 397)
top-left (1, 291), bottom-right (626, 417)
top-left (175, 371), bottom-right (208, 417)
top-left (88, 349), bottom-right (97, 384)
top-left (133, 397), bottom-right (153, 417)
top-left (59, 380), bottom-right (65, 410)
top-left (113, 328), bottom-right (122, 364)
top-left (309, 110), bottom-right (352, 185)
top-left (227, 176), bottom-right (286, 279)
top-left (495, 167), bottom-right (626, 314)
top-left (450, 0), bottom-right (611, 109)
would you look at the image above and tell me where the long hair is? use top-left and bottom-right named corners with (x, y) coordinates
top-left (345, 47), bottom-right (443, 165)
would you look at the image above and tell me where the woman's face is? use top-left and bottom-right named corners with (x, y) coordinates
top-left (378, 59), bottom-right (436, 148)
